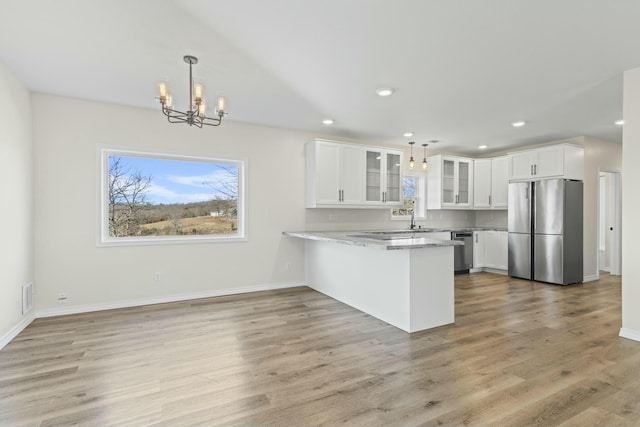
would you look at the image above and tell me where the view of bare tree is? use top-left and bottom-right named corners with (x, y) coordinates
top-left (108, 157), bottom-right (152, 237)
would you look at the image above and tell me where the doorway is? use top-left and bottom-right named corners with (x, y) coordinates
top-left (598, 169), bottom-right (622, 277)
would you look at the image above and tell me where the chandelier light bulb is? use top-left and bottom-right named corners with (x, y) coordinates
top-left (194, 83), bottom-right (204, 100)
top-left (216, 97), bottom-right (226, 114)
top-left (158, 82), bottom-right (169, 98)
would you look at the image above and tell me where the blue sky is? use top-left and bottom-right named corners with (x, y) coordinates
top-left (109, 155), bottom-right (238, 205)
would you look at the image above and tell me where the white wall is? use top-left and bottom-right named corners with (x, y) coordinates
top-left (582, 136), bottom-right (622, 279)
top-left (32, 94), bottom-right (311, 313)
top-left (0, 61), bottom-right (34, 346)
top-left (621, 67), bottom-right (640, 339)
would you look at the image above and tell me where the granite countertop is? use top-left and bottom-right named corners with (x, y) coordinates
top-left (283, 230), bottom-right (464, 251)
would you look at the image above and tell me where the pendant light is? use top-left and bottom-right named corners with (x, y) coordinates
top-left (408, 141), bottom-right (415, 169)
top-left (422, 143), bottom-right (428, 170)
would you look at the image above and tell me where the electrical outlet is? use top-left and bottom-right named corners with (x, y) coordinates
top-left (328, 214), bottom-right (336, 221)
top-left (58, 293), bottom-right (68, 304)
top-left (154, 272), bottom-right (161, 282)
top-left (284, 261), bottom-right (291, 271)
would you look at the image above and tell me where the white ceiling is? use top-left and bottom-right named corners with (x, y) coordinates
top-left (1, 0), bottom-right (639, 155)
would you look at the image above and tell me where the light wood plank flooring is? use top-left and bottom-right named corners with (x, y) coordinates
top-left (1, 273), bottom-right (638, 426)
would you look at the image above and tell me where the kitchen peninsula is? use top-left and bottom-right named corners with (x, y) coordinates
top-left (284, 231), bottom-right (462, 333)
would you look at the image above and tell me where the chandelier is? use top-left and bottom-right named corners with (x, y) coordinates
top-left (157, 55), bottom-right (227, 127)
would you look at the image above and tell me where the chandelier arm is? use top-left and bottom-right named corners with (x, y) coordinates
top-left (166, 116), bottom-right (189, 124)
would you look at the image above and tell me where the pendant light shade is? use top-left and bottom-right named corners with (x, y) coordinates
top-left (422, 143), bottom-right (428, 170)
top-left (408, 141), bottom-right (415, 170)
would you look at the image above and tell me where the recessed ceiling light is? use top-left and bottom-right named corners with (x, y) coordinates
top-left (403, 132), bottom-right (414, 138)
top-left (478, 145), bottom-right (488, 150)
top-left (322, 118), bottom-right (334, 125)
top-left (376, 88), bottom-right (394, 97)
top-left (615, 119), bottom-right (624, 126)
top-left (512, 121), bottom-right (526, 127)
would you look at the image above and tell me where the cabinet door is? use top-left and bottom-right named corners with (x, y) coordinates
top-left (473, 231), bottom-right (485, 268)
top-left (509, 151), bottom-right (535, 181)
top-left (341, 145), bottom-right (364, 204)
top-left (315, 142), bottom-right (341, 204)
top-left (484, 231), bottom-right (498, 268)
top-left (473, 159), bottom-right (492, 208)
top-left (442, 158), bottom-right (456, 205)
top-left (491, 156), bottom-right (509, 208)
top-left (365, 149), bottom-right (382, 202)
top-left (456, 159), bottom-right (473, 207)
top-left (385, 152), bottom-right (402, 203)
top-left (534, 145), bottom-right (564, 178)
top-left (498, 231), bottom-right (508, 270)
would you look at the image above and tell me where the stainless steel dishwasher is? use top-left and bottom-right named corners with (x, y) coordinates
top-left (451, 231), bottom-right (473, 274)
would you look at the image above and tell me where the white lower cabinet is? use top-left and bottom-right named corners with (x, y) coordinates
top-left (473, 230), bottom-right (507, 271)
top-left (473, 231), bottom-right (485, 268)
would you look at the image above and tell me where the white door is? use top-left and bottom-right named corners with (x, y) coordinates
top-left (315, 142), bottom-right (341, 204)
top-left (473, 231), bottom-right (485, 268)
top-left (473, 159), bottom-right (492, 208)
top-left (509, 151), bottom-right (535, 180)
top-left (491, 156), bottom-right (509, 208)
top-left (534, 145), bottom-right (564, 178)
top-left (340, 145), bottom-right (364, 204)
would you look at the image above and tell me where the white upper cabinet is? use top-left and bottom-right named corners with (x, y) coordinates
top-left (473, 159), bottom-right (492, 209)
top-left (508, 144), bottom-right (584, 181)
top-left (427, 155), bottom-right (474, 209)
top-left (364, 149), bottom-right (402, 205)
top-left (490, 156), bottom-right (509, 208)
top-left (306, 139), bottom-right (403, 208)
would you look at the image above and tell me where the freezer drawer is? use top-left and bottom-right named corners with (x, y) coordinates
top-left (508, 233), bottom-right (531, 280)
top-left (534, 234), bottom-right (563, 284)
top-left (534, 233), bottom-right (583, 285)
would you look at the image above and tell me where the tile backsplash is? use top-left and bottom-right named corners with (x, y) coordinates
top-left (305, 208), bottom-right (483, 231)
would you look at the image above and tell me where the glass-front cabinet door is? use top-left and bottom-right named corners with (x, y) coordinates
top-left (385, 152), bottom-right (401, 203)
top-left (457, 160), bottom-right (470, 205)
top-left (442, 159), bottom-right (456, 204)
top-left (365, 150), bottom-right (382, 202)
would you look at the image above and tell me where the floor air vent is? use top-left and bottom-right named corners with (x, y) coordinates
top-left (22, 283), bottom-right (33, 314)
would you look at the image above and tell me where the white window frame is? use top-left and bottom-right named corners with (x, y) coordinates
top-left (391, 171), bottom-right (427, 221)
top-left (97, 146), bottom-right (247, 247)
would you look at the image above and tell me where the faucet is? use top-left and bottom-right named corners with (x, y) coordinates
top-left (409, 200), bottom-right (416, 230)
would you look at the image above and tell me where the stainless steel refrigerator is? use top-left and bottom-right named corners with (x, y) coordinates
top-left (508, 179), bottom-right (583, 285)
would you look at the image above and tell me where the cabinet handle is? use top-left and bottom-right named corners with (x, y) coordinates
top-left (383, 191), bottom-right (386, 203)
top-left (530, 164), bottom-right (533, 176)
top-left (475, 234), bottom-right (478, 243)
top-left (534, 164), bottom-right (537, 175)
top-left (489, 195), bottom-right (491, 205)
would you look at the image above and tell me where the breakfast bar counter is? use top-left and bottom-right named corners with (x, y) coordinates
top-left (284, 230), bottom-right (462, 333)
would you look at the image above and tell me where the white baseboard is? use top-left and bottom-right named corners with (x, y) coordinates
top-left (583, 274), bottom-right (599, 282)
top-left (619, 328), bottom-right (640, 342)
top-left (0, 313), bottom-right (35, 350)
top-left (483, 267), bottom-right (508, 276)
top-left (35, 281), bottom-right (305, 319)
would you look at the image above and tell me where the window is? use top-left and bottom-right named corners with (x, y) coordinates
top-left (99, 148), bottom-right (245, 245)
top-left (391, 172), bottom-right (426, 220)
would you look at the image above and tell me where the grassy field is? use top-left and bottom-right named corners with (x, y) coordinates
top-left (139, 215), bottom-right (237, 235)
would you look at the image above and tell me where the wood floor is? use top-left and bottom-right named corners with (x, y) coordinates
top-left (1, 273), bottom-right (638, 426)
